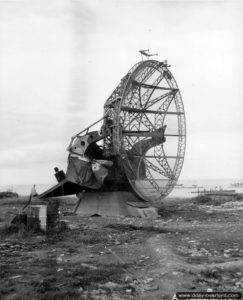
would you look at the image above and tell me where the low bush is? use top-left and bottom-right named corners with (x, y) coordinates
top-left (0, 191), bottom-right (18, 199)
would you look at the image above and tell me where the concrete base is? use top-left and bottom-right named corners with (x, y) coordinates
top-left (75, 191), bottom-right (158, 218)
top-left (126, 202), bottom-right (159, 218)
top-left (26, 205), bottom-right (47, 231)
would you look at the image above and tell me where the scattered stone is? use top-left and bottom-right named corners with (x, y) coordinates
top-left (81, 263), bottom-right (98, 270)
top-left (57, 256), bottom-right (63, 263)
top-left (100, 281), bottom-right (119, 289)
top-left (188, 285), bottom-right (196, 290)
top-left (235, 282), bottom-right (242, 288)
top-left (143, 278), bottom-right (154, 284)
top-left (178, 245), bottom-right (212, 257)
top-left (9, 275), bottom-right (23, 280)
top-left (144, 284), bottom-right (159, 291)
top-left (160, 271), bottom-right (169, 276)
top-left (222, 276), bottom-right (228, 281)
top-left (172, 271), bottom-right (181, 276)
top-left (124, 275), bottom-right (133, 283)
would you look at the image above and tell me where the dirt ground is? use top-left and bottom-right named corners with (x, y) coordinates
top-left (0, 195), bottom-right (243, 300)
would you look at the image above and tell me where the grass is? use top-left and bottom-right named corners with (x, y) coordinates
top-left (0, 258), bottom-right (131, 299)
top-left (0, 196), bottom-right (29, 205)
top-left (192, 194), bottom-right (243, 206)
top-left (38, 290), bottom-right (81, 300)
top-left (0, 191), bottom-right (18, 199)
top-left (0, 222), bottom-right (42, 239)
top-left (67, 262), bottom-right (129, 286)
top-left (79, 230), bottom-right (110, 245)
top-left (106, 222), bottom-right (179, 234)
top-left (0, 218), bottom-right (69, 241)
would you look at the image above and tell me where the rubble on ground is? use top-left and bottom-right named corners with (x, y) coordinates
top-left (0, 195), bottom-right (243, 299)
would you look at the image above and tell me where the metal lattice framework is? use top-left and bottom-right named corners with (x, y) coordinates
top-left (104, 60), bottom-right (186, 202)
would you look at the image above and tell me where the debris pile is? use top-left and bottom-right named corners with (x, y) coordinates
top-left (0, 194), bottom-right (243, 299)
top-left (220, 201), bottom-right (243, 209)
top-left (178, 245), bottom-right (212, 257)
top-left (195, 268), bottom-right (243, 291)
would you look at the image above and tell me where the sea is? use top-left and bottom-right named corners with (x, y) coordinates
top-left (1, 178), bottom-right (243, 198)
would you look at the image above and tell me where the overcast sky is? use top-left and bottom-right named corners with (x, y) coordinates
top-left (0, 0), bottom-right (242, 185)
